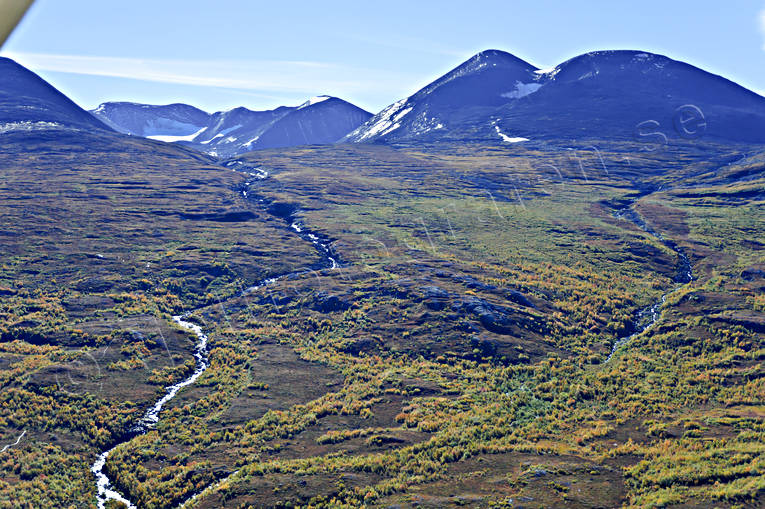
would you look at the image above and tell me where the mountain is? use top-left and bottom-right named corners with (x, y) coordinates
top-left (246, 96), bottom-right (373, 150)
top-left (187, 105), bottom-right (293, 157)
top-left (90, 102), bottom-right (209, 138)
top-left (343, 50), bottom-right (539, 143)
top-left (92, 96), bottom-right (372, 158)
top-left (346, 49), bottom-right (765, 145)
top-left (0, 57), bottom-right (110, 131)
top-left (494, 50), bottom-right (765, 144)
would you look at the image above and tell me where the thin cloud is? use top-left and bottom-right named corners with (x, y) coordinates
top-left (1, 52), bottom-right (415, 99)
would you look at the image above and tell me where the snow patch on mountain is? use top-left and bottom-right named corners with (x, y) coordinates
top-left (494, 125), bottom-right (528, 143)
top-left (501, 81), bottom-right (543, 99)
top-left (533, 66), bottom-right (561, 80)
top-left (200, 133), bottom-right (224, 144)
top-left (408, 112), bottom-right (445, 136)
top-left (0, 121), bottom-right (65, 133)
top-left (147, 126), bottom-right (206, 143)
top-left (143, 118), bottom-right (204, 137)
top-left (393, 106), bottom-right (413, 122)
top-left (351, 99), bottom-right (409, 141)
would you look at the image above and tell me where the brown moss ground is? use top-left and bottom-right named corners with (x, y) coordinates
top-left (0, 135), bottom-right (762, 508)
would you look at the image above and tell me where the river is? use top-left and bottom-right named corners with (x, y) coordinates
top-left (606, 194), bottom-right (694, 362)
top-left (91, 163), bottom-right (338, 508)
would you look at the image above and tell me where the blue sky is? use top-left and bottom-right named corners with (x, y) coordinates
top-left (3, 0), bottom-right (764, 114)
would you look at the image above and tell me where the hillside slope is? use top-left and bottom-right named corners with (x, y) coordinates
top-left (0, 57), bottom-right (110, 131)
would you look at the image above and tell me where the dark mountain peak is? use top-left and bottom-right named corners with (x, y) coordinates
top-left (244, 95), bottom-right (372, 151)
top-left (344, 49), bottom-right (540, 142)
top-left (223, 106), bottom-right (256, 115)
top-left (0, 56), bottom-right (38, 76)
top-left (464, 49), bottom-right (538, 70)
top-left (160, 102), bottom-right (209, 113)
top-left (544, 49), bottom-right (678, 83)
top-left (439, 49), bottom-right (540, 80)
top-left (566, 49), bottom-right (669, 63)
top-left (421, 49), bottom-right (539, 97)
top-left (0, 57), bottom-right (109, 131)
top-left (296, 96), bottom-right (371, 115)
top-left (542, 49), bottom-right (758, 91)
top-left (544, 48), bottom-right (765, 103)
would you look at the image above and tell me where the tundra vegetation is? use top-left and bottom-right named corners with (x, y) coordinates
top-left (0, 130), bottom-right (762, 508)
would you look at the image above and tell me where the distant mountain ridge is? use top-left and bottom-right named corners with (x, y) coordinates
top-left (345, 49), bottom-right (765, 145)
top-left (91, 96), bottom-right (372, 158)
top-left (91, 102), bottom-right (209, 138)
top-left (4, 51), bottom-right (765, 152)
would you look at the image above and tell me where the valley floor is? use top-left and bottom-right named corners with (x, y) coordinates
top-left (0, 133), bottom-right (762, 508)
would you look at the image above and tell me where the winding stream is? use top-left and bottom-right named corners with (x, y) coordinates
top-left (92, 316), bottom-right (209, 509)
top-left (91, 163), bottom-right (338, 508)
top-left (606, 196), bottom-right (694, 362)
top-left (0, 430), bottom-right (26, 454)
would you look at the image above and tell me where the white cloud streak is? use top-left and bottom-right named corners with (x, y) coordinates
top-left (1, 52), bottom-right (415, 98)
